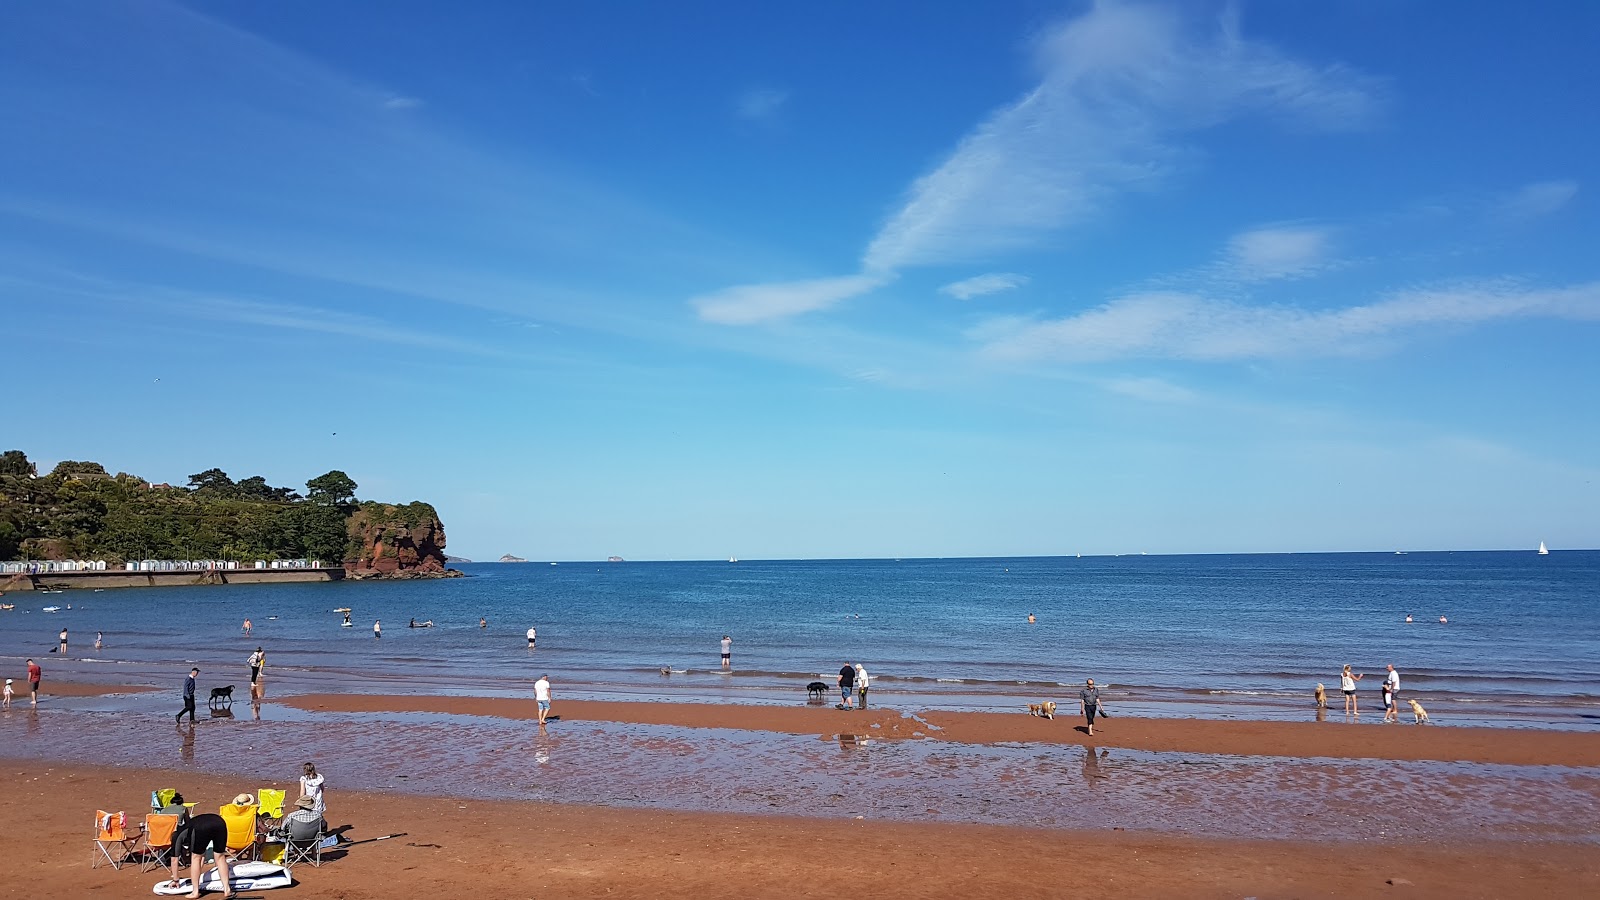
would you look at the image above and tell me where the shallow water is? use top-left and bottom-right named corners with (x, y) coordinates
top-left (3, 701), bottom-right (1596, 843)
top-left (4, 552), bottom-right (1598, 727)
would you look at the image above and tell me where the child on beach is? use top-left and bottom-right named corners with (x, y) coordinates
top-left (1382, 680), bottom-right (1396, 722)
top-left (3, 678), bottom-right (11, 709)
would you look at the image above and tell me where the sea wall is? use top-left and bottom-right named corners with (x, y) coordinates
top-left (0, 568), bottom-right (345, 592)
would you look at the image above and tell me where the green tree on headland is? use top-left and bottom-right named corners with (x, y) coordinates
top-left (0, 453), bottom-right (412, 566)
top-left (0, 450), bottom-right (36, 477)
top-left (306, 470), bottom-right (358, 506)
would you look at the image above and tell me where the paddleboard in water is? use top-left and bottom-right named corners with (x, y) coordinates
top-left (153, 861), bottom-right (293, 894)
top-left (341, 622), bottom-right (353, 627)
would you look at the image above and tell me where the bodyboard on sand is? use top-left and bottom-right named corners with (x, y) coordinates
top-left (153, 861), bottom-right (293, 894)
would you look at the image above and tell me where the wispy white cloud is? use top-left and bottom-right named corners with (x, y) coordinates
top-left (862, 3), bottom-right (1379, 272)
top-left (1498, 180), bottom-right (1578, 221)
top-left (697, 3), bottom-right (1378, 325)
top-left (691, 273), bottom-right (891, 325)
top-left (736, 88), bottom-right (789, 123)
top-left (1098, 375), bottom-right (1199, 404)
top-left (382, 94), bottom-right (423, 110)
top-left (1224, 225), bottom-right (1334, 281)
top-left (940, 272), bottom-right (1030, 300)
top-left (976, 279), bottom-right (1600, 363)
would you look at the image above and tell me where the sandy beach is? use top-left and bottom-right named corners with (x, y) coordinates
top-left (4, 679), bottom-right (1599, 898)
top-left (6, 757), bottom-right (1598, 900)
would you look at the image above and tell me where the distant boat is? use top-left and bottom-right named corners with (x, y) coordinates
top-left (1395, 551), bottom-right (1407, 555)
top-left (728, 557), bottom-right (738, 563)
top-left (42, 606), bottom-right (62, 612)
top-left (1538, 541), bottom-right (1549, 556)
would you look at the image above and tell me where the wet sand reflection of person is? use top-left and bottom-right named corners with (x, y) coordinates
top-left (1082, 746), bottom-right (1107, 785)
top-left (180, 723), bottom-right (195, 764)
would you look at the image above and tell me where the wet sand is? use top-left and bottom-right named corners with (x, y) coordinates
top-left (283, 692), bottom-right (1600, 767)
top-left (7, 758), bottom-right (1598, 900)
top-left (17, 680), bottom-right (158, 698)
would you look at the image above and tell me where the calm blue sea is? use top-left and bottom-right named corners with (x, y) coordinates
top-left (5, 551), bottom-right (1597, 726)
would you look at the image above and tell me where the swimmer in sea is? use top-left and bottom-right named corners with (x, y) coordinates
top-left (1439, 615), bottom-right (1448, 624)
top-left (1027, 613), bottom-right (1036, 624)
top-left (1405, 614), bottom-right (1413, 623)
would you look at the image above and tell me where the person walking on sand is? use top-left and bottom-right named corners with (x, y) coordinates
top-left (837, 662), bottom-right (856, 709)
top-left (854, 663), bottom-right (870, 709)
top-left (1080, 678), bottom-right (1102, 736)
top-left (527, 626), bottom-right (536, 649)
top-left (248, 647), bottom-right (264, 690)
top-left (720, 634), bottom-right (732, 669)
top-left (1340, 665), bottom-right (1364, 716)
top-left (176, 667), bottom-right (198, 724)
top-left (534, 673), bottom-right (552, 725)
top-left (27, 658), bottom-right (40, 706)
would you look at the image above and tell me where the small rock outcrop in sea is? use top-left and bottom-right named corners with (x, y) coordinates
top-left (608, 556), bottom-right (625, 562)
top-left (499, 554), bottom-right (528, 563)
top-left (343, 502), bottom-right (462, 579)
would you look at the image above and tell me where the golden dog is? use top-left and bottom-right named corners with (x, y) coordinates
top-left (1407, 698), bottom-right (1430, 724)
top-left (1027, 701), bottom-right (1057, 720)
top-left (1314, 683), bottom-right (1327, 708)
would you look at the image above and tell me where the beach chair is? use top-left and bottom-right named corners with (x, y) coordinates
top-left (280, 813), bottom-right (324, 870)
top-left (92, 809), bottom-right (140, 869)
top-left (138, 813), bottom-right (181, 873)
top-left (257, 788), bottom-right (286, 827)
top-left (218, 802), bottom-right (260, 861)
top-left (151, 788), bottom-right (177, 812)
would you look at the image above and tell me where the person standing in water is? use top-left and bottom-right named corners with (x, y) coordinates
top-left (373, 620), bottom-right (381, 638)
top-left (242, 618), bottom-right (252, 636)
top-left (534, 674), bottom-right (553, 725)
top-left (527, 626), bottom-right (536, 649)
top-left (95, 631), bottom-right (103, 650)
top-left (248, 647), bottom-right (265, 691)
top-left (720, 634), bottom-right (732, 669)
top-left (1340, 665), bottom-right (1364, 716)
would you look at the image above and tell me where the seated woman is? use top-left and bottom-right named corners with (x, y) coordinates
top-left (165, 812), bottom-right (234, 899)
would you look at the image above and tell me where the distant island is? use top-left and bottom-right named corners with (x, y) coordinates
top-left (608, 556), bottom-right (625, 562)
top-left (499, 554), bottom-right (528, 563)
top-left (445, 555), bottom-right (474, 563)
top-left (0, 449), bottom-right (458, 582)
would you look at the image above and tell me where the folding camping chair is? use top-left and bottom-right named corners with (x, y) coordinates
top-left (218, 801), bottom-right (260, 862)
top-left (138, 813), bottom-right (181, 873)
top-left (151, 788), bottom-right (178, 812)
top-left (256, 788), bottom-right (286, 828)
top-left (92, 809), bottom-right (140, 869)
top-left (280, 812), bottom-right (324, 870)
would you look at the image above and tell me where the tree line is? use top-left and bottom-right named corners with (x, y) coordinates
top-left (0, 449), bottom-right (362, 564)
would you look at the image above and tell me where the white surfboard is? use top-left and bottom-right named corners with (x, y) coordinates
top-left (153, 861), bottom-right (293, 894)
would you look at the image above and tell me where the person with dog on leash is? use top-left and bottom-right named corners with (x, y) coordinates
top-left (176, 667), bottom-right (198, 724)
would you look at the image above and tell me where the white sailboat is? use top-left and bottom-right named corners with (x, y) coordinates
top-left (728, 556), bottom-right (738, 563)
top-left (1538, 541), bottom-right (1549, 556)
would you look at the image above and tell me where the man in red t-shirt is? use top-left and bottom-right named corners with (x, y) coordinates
top-left (26, 658), bottom-right (41, 707)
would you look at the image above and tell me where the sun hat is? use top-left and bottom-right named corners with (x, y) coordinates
top-left (294, 796), bottom-right (316, 810)
top-left (232, 793), bottom-right (255, 807)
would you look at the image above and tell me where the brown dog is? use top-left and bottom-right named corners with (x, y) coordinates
top-left (1314, 683), bottom-right (1327, 708)
top-left (1407, 698), bottom-right (1430, 724)
top-left (1027, 701), bottom-right (1057, 720)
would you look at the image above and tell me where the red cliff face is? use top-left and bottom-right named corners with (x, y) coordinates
top-left (343, 502), bottom-right (451, 576)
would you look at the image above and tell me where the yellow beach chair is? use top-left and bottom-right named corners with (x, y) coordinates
top-left (257, 788), bottom-right (286, 823)
top-left (218, 801), bottom-right (259, 861)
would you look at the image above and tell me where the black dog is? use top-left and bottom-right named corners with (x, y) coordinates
top-left (208, 685), bottom-right (235, 706)
top-left (806, 681), bottom-right (828, 700)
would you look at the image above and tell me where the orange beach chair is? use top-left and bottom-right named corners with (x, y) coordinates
top-left (92, 809), bottom-right (140, 869)
top-left (138, 813), bottom-right (182, 872)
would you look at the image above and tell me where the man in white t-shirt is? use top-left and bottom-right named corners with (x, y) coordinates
top-left (534, 674), bottom-right (552, 725)
top-left (527, 627), bottom-right (537, 649)
top-left (720, 634), bottom-right (731, 669)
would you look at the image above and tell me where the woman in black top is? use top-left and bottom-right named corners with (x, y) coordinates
top-left (165, 813), bottom-right (235, 899)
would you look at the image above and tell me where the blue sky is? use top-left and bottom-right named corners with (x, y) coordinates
top-left (3, 1), bottom-right (1597, 560)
